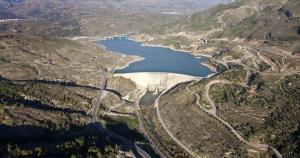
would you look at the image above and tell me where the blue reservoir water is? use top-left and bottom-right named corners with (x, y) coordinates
top-left (98, 37), bottom-right (212, 77)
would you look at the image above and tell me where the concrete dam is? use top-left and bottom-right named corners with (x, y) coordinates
top-left (114, 72), bottom-right (201, 91)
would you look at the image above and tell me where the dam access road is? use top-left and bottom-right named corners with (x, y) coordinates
top-left (87, 56), bottom-right (151, 158)
top-left (99, 35), bottom-right (282, 158)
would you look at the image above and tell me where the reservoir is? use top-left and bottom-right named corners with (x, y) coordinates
top-left (99, 37), bottom-right (212, 77)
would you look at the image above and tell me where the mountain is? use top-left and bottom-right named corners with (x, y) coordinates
top-left (135, 1), bottom-right (300, 157)
top-left (103, 0), bottom-right (233, 13)
top-left (223, 0), bottom-right (300, 41)
top-left (0, 0), bottom-right (187, 36)
top-left (144, 0), bottom-right (300, 41)
top-left (1, 0), bottom-right (300, 157)
top-left (0, 0), bottom-right (233, 17)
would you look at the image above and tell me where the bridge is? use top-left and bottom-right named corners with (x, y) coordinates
top-left (104, 32), bottom-right (135, 40)
top-left (114, 72), bottom-right (201, 91)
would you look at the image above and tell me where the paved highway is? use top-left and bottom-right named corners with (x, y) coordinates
top-left (94, 123), bottom-right (151, 158)
top-left (133, 89), bottom-right (167, 158)
top-left (87, 56), bottom-right (151, 158)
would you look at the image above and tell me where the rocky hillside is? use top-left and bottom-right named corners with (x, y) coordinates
top-left (134, 1), bottom-right (300, 157)
top-left (139, 0), bottom-right (299, 55)
top-left (0, 1), bottom-right (180, 156)
top-left (0, 0), bottom-right (235, 37)
top-left (0, 23), bottom-right (159, 158)
top-left (105, 0), bottom-right (233, 13)
top-left (0, 0), bottom-right (233, 15)
top-left (0, 75), bottom-right (142, 157)
top-left (144, 0), bottom-right (300, 42)
top-left (224, 0), bottom-right (300, 41)
top-left (0, 0), bottom-right (181, 36)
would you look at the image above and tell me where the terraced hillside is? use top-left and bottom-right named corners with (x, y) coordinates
top-left (224, 0), bottom-right (300, 41)
top-left (132, 0), bottom-right (300, 157)
top-left (151, 65), bottom-right (299, 157)
top-left (0, 1), bottom-right (184, 157)
top-left (0, 0), bottom-right (299, 157)
top-left (140, 0), bottom-right (299, 48)
top-left (143, 0), bottom-right (289, 34)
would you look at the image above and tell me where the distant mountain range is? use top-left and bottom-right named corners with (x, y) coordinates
top-left (0, 0), bottom-right (234, 37)
top-left (0, 0), bottom-right (233, 19)
top-left (103, 0), bottom-right (233, 13)
top-left (145, 0), bottom-right (300, 42)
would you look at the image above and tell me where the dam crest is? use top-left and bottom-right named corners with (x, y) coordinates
top-left (114, 72), bottom-right (201, 91)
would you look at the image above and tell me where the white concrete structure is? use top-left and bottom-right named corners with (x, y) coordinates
top-left (0, 19), bottom-right (23, 23)
top-left (114, 72), bottom-right (201, 91)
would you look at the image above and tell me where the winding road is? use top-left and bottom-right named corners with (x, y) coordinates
top-left (203, 80), bottom-right (230, 115)
top-left (186, 80), bottom-right (283, 158)
top-left (87, 55), bottom-right (151, 158)
top-left (256, 50), bottom-right (277, 71)
top-left (154, 86), bottom-right (201, 158)
top-left (133, 89), bottom-right (167, 158)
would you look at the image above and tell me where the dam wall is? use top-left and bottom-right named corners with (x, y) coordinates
top-left (114, 72), bottom-right (201, 91)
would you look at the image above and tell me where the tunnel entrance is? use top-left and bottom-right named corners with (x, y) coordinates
top-left (297, 26), bottom-right (300, 35)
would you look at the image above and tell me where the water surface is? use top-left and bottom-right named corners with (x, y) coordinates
top-left (99, 37), bottom-right (212, 77)
top-left (140, 91), bottom-right (162, 107)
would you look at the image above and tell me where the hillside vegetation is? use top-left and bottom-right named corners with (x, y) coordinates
top-left (143, 0), bottom-right (300, 42)
top-left (0, 0), bottom-right (300, 157)
top-left (136, 0), bottom-right (300, 157)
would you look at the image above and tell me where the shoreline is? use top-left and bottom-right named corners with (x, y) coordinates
top-left (74, 34), bottom-right (213, 58)
top-left (201, 62), bottom-right (217, 72)
top-left (128, 37), bottom-right (193, 53)
top-left (128, 37), bottom-right (213, 58)
top-left (128, 36), bottom-right (217, 72)
top-left (78, 34), bottom-right (218, 76)
top-left (116, 57), bottom-right (145, 70)
top-left (99, 42), bottom-right (146, 71)
top-left (140, 43), bottom-right (192, 53)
